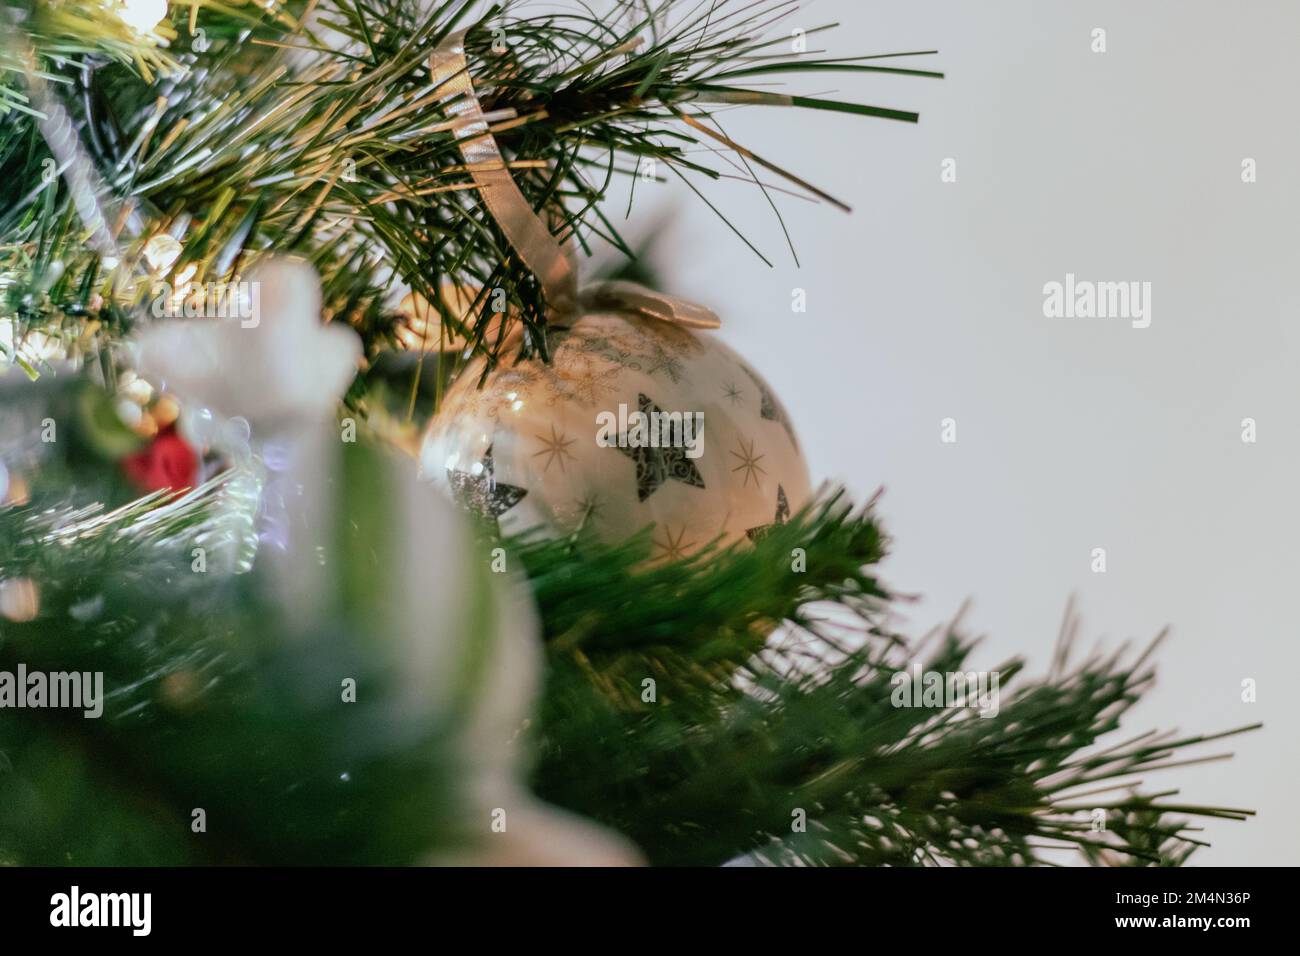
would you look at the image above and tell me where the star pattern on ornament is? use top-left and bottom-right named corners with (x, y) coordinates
top-left (746, 484), bottom-right (792, 541)
top-left (615, 393), bottom-right (706, 502)
top-left (572, 490), bottom-right (606, 530)
top-left (742, 365), bottom-right (799, 449)
top-left (654, 524), bottom-right (696, 562)
top-left (532, 424), bottom-right (576, 474)
top-left (729, 435), bottom-right (767, 489)
top-left (446, 443), bottom-right (527, 528)
top-left (721, 381), bottom-right (744, 405)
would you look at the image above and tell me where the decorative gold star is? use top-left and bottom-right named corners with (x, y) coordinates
top-left (532, 424), bottom-right (576, 474)
top-left (729, 436), bottom-right (766, 488)
top-left (655, 524), bottom-right (696, 562)
top-left (570, 490), bottom-right (606, 531)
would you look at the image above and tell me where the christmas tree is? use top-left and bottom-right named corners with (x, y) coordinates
top-left (0, 0), bottom-right (1256, 866)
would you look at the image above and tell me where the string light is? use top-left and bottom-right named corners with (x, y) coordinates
top-left (142, 234), bottom-right (183, 274)
top-left (0, 577), bottom-right (40, 623)
top-left (113, 0), bottom-right (169, 36)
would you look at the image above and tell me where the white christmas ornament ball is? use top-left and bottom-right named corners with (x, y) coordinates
top-left (420, 308), bottom-right (810, 559)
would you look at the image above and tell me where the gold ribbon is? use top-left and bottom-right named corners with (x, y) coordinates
top-left (429, 31), bottom-right (719, 331)
top-left (579, 280), bottom-right (719, 329)
top-left (430, 30), bottom-right (578, 318)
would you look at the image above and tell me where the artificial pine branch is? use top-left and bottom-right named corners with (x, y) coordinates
top-left (0, 448), bottom-right (467, 865)
top-left (1, 0), bottom-right (183, 102)
top-left (513, 487), bottom-right (889, 696)
top-left (1, 0), bottom-right (939, 399)
top-left (0, 2), bottom-right (1258, 869)
top-left (0, 453), bottom-right (1256, 866)
top-left (510, 496), bottom-right (1258, 866)
top-left (536, 623), bottom-right (1259, 867)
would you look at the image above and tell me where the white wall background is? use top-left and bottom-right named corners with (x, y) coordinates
top-left (629, 0), bottom-right (1297, 865)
